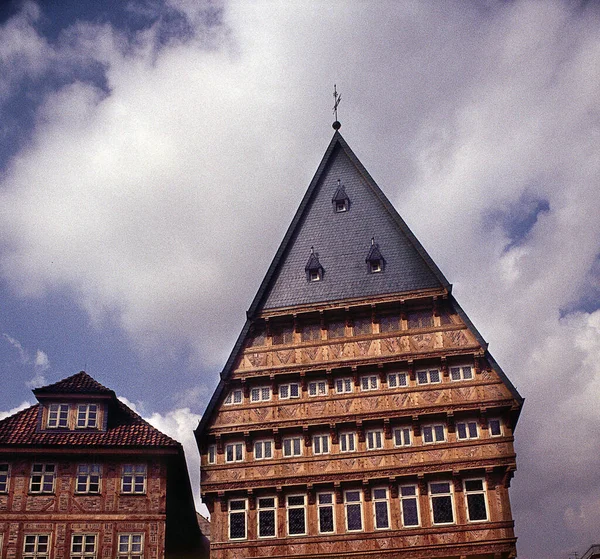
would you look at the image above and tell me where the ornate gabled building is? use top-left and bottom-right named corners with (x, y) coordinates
top-left (0, 371), bottom-right (205, 559)
top-left (195, 127), bottom-right (523, 559)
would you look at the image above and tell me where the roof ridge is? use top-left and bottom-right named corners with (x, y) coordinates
top-left (33, 370), bottom-right (114, 396)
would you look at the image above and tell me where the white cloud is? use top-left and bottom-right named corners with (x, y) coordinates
top-left (3, 333), bottom-right (50, 388)
top-left (0, 401), bottom-right (32, 421)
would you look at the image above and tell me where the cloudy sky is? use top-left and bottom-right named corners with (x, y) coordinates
top-left (1, 0), bottom-right (599, 556)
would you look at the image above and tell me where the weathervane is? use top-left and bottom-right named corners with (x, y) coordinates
top-left (332, 84), bottom-right (341, 130)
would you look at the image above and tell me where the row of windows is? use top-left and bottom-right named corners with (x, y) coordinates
top-left (207, 419), bottom-right (503, 464)
top-left (224, 365), bottom-right (475, 405)
top-left (18, 533), bottom-right (142, 559)
top-left (45, 403), bottom-right (99, 430)
top-left (0, 463), bottom-right (147, 495)
top-left (227, 479), bottom-right (489, 540)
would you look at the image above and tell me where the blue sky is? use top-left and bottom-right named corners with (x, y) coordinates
top-left (1, 1), bottom-right (600, 557)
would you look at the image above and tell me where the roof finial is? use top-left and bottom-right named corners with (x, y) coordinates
top-left (311, 246), bottom-right (315, 254)
top-left (371, 237), bottom-right (375, 246)
top-left (332, 84), bottom-right (341, 130)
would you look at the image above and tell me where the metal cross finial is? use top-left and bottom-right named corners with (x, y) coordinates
top-left (332, 84), bottom-right (342, 129)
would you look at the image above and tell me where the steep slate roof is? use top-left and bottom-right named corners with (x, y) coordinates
top-left (33, 371), bottom-right (113, 396)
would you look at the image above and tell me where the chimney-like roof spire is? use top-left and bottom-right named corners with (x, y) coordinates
top-left (332, 84), bottom-right (341, 130)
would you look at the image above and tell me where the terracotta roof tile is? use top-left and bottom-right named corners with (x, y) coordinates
top-left (33, 371), bottom-right (114, 396)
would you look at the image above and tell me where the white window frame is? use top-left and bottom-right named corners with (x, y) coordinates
top-left (366, 429), bottom-right (384, 450)
top-left (456, 420), bottom-right (479, 440)
top-left (224, 389), bottom-right (243, 405)
top-left (225, 442), bottom-right (245, 463)
top-left (421, 424), bottom-right (446, 444)
top-left (286, 494), bottom-right (307, 536)
top-left (335, 377), bottom-right (353, 394)
top-left (47, 403), bottom-right (69, 428)
top-left (344, 489), bottom-right (363, 532)
top-left (70, 533), bottom-right (97, 558)
top-left (279, 383), bottom-right (300, 400)
top-left (335, 199), bottom-right (348, 213)
top-left (449, 364), bottom-right (474, 381)
top-left (76, 464), bottom-right (101, 494)
top-left (117, 533), bottom-right (144, 558)
top-left (312, 434), bottom-right (330, 455)
top-left (228, 499), bottom-right (248, 540)
top-left (23, 534), bottom-right (51, 559)
top-left (254, 439), bottom-right (274, 460)
top-left (399, 484), bottom-right (420, 527)
top-left (282, 436), bottom-right (303, 457)
top-left (121, 464), bottom-right (146, 494)
top-left (207, 444), bottom-right (216, 464)
top-left (317, 492), bottom-right (335, 534)
top-left (360, 375), bottom-right (379, 391)
top-left (250, 385), bottom-right (271, 403)
top-left (339, 431), bottom-right (356, 453)
top-left (387, 372), bottom-right (408, 388)
top-left (372, 487), bottom-right (390, 530)
top-left (488, 417), bottom-right (503, 437)
top-left (416, 368), bottom-right (441, 385)
top-left (308, 380), bottom-right (328, 397)
top-left (464, 478), bottom-right (489, 522)
top-left (0, 463), bottom-right (9, 493)
top-left (30, 463), bottom-right (55, 494)
top-left (393, 427), bottom-right (412, 447)
top-left (309, 269), bottom-right (322, 282)
top-left (76, 404), bottom-right (98, 429)
top-left (257, 496), bottom-right (277, 538)
top-left (429, 481), bottom-right (455, 525)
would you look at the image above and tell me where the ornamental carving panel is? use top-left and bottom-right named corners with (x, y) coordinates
top-left (409, 334), bottom-right (435, 352)
top-left (442, 329), bottom-right (471, 347)
top-left (273, 349), bottom-right (295, 366)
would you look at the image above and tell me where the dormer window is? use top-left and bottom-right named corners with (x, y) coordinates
top-left (365, 237), bottom-right (385, 274)
top-left (44, 402), bottom-right (103, 430)
top-left (309, 269), bottom-right (321, 282)
top-left (77, 404), bottom-right (98, 428)
top-left (305, 247), bottom-right (324, 282)
top-left (332, 179), bottom-right (350, 213)
top-left (335, 199), bottom-right (348, 213)
top-left (47, 404), bottom-right (69, 428)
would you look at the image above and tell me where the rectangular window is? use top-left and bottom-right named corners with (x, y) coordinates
top-left (47, 403), bottom-right (69, 428)
top-left (328, 320), bottom-right (346, 339)
top-left (464, 479), bottom-right (488, 522)
top-left (430, 482), bottom-right (454, 525)
top-left (344, 490), bottom-right (363, 531)
top-left (76, 404), bottom-right (98, 428)
top-left (117, 533), bottom-right (143, 558)
top-left (353, 317), bottom-right (372, 336)
top-left (247, 328), bottom-right (266, 347)
top-left (23, 534), bottom-right (50, 559)
top-left (287, 494), bottom-right (307, 535)
top-left (456, 421), bottom-right (479, 440)
top-left (0, 463), bottom-right (9, 492)
top-left (387, 372), bottom-right (408, 388)
top-left (207, 445), bottom-right (216, 464)
top-left (366, 429), bottom-right (384, 450)
top-left (422, 424), bottom-right (446, 444)
top-left (282, 437), bottom-right (303, 457)
top-left (224, 389), bottom-right (243, 405)
top-left (301, 323), bottom-right (321, 342)
top-left (254, 440), bottom-right (273, 460)
top-left (450, 365), bottom-right (473, 381)
top-left (76, 464), bottom-right (101, 493)
top-left (272, 326), bottom-right (294, 345)
top-left (488, 418), bottom-right (502, 436)
top-left (308, 380), bottom-right (327, 397)
top-left (360, 375), bottom-right (378, 391)
top-left (379, 314), bottom-right (401, 333)
top-left (399, 485), bottom-right (420, 527)
top-left (121, 464), bottom-right (146, 494)
top-left (416, 369), bottom-right (440, 384)
top-left (312, 434), bottom-right (330, 455)
top-left (317, 492), bottom-right (335, 533)
top-left (393, 427), bottom-right (411, 447)
top-left (339, 432), bottom-right (356, 453)
top-left (335, 378), bottom-right (353, 394)
top-left (225, 442), bottom-right (244, 463)
top-left (373, 487), bottom-right (390, 529)
top-left (30, 464), bottom-right (55, 494)
top-left (258, 496), bottom-right (277, 538)
top-left (250, 386), bottom-right (271, 402)
top-left (407, 310), bottom-right (433, 329)
top-left (229, 499), bottom-right (247, 540)
top-left (71, 534), bottom-right (97, 558)
top-left (279, 383), bottom-right (300, 400)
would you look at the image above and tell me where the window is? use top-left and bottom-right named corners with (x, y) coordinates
top-left (488, 418), bottom-right (502, 437)
top-left (309, 269), bottom-right (322, 282)
top-left (308, 380), bottom-right (327, 397)
top-left (250, 386), bottom-right (271, 402)
top-left (254, 440), bottom-right (273, 460)
top-left (429, 482), bottom-right (454, 525)
top-left (450, 365), bottom-right (473, 381)
top-left (387, 372), bottom-right (408, 388)
top-left (76, 464), bottom-right (101, 493)
top-left (71, 534), bottom-right (97, 558)
top-left (301, 323), bottom-right (321, 342)
top-left (282, 436), bottom-right (303, 457)
top-left (393, 427), bottom-right (412, 447)
top-left (407, 310), bottom-right (433, 329)
top-left (335, 199), bottom-right (348, 213)
top-left (417, 368), bottom-right (440, 384)
top-left (207, 445), bottom-right (216, 464)
top-left (0, 463), bottom-right (9, 492)
top-left (344, 490), bottom-right (363, 531)
top-left (247, 328), bottom-right (266, 347)
top-left (317, 492), bottom-right (335, 533)
top-left (224, 389), bottom-right (243, 405)
top-left (225, 442), bottom-right (244, 463)
top-left (258, 496), bottom-right (277, 538)
top-left (399, 485), bottom-right (420, 527)
top-left (76, 404), bottom-right (98, 428)
top-left (360, 375), bottom-right (378, 391)
top-left (422, 424), bottom-right (446, 444)
top-left (272, 325), bottom-right (294, 345)
top-left (229, 499), bottom-right (247, 540)
top-left (456, 421), bottom-right (479, 440)
top-left (117, 534), bottom-right (143, 558)
top-left (335, 378), bottom-right (353, 394)
top-left (339, 432), bottom-right (356, 453)
top-left (287, 495), bottom-right (307, 536)
top-left (279, 383), bottom-right (300, 400)
top-left (369, 260), bottom-right (382, 273)
top-left (379, 314), bottom-right (401, 333)
top-left (313, 434), bottom-right (330, 455)
top-left (373, 487), bottom-right (390, 529)
top-left (366, 429), bottom-right (384, 450)
top-left (328, 320), bottom-right (346, 339)
top-left (121, 464), bottom-right (146, 494)
top-left (464, 479), bottom-right (488, 521)
top-left (353, 317), bottom-right (372, 336)
top-left (23, 534), bottom-right (50, 559)
top-left (47, 403), bottom-right (69, 428)
top-left (30, 464), bottom-right (55, 494)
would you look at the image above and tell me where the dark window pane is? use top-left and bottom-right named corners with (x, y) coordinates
top-left (432, 495), bottom-right (454, 524)
top-left (408, 310), bottom-right (433, 329)
top-left (402, 498), bottom-right (419, 526)
top-left (380, 315), bottom-right (400, 333)
top-left (467, 494), bottom-right (487, 521)
top-left (259, 510), bottom-right (276, 537)
top-left (230, 511), bottom-right (246, 539)
top-left (347, 503), bottom-right (362, 530)
top-left (375, 501), bottom-right (389, 528)
top-left (288, 508), bottom-right (305, 534)
top-left (353, 318), bottom-right (372, 336)
top-left (319, 507), bottom-right (334, 533)
top-left (328, 320), bottom-right (345, 339)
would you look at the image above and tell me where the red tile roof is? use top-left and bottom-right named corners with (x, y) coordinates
top-left (33, 371), bottom-right (114, 396)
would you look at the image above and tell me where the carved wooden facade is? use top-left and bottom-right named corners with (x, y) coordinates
top-left (196, 130), bottom-right (523, 559)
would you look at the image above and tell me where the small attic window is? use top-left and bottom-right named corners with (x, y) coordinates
top-left (332, 179), bottom-right (350, 213)
top-left (365, 237), bottom-right (385, 274)
top-left (335, 199), bottom-right (348, 213)
top-left (309, 269), bottom-right (321, 282)
top-left (305, 247), bottom-right (324, 282)
top-left (370, 261), bottom-right (382, 273)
